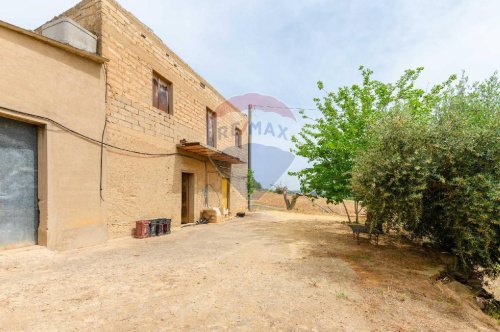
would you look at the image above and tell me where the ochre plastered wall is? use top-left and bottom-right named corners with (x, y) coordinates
top-left (0, 25), bottom-right (107, 250)
top-left (51, 0), bottom-right (248, 238)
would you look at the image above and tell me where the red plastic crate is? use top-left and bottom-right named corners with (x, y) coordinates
top-left (135, 220), bottom-right (150, 238)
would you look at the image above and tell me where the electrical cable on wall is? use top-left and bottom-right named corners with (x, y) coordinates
top-left (1, 102), bottom-right (317, 157)
top-left (1, 101), bottom-right (288, 202)
top-left (100, 63), bottom-right (110, 202)
top-left (99, 119), bottom-right (107, 202)
top-left (0, 104), bottom-right (199, 159)
top-left (0, 104), bottom-right (248, 203)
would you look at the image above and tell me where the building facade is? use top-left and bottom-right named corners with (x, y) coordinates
top-left (0, 0), bottom-right (248, 250)
top-left (0, 21), bottom-right (108, 250)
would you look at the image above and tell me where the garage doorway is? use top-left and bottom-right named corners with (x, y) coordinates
top-left (181, 173), bottom-right (194, 224)
top-left (0, 116), bottom-right (38, 247)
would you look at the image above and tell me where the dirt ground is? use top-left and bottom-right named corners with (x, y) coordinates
top-left (252, 191), bottom-right (365, 217)
top-left (0, 211), bottom-right (498, 331)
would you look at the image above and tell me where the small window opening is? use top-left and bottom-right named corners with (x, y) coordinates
top-left (207, 109), bottom-right (217, 148)
top-left (152, 73), bottom-right (172, 114)
top-left (235, 128), bottom-right (242, 148)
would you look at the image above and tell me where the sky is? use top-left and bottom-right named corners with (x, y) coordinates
top-left (2, 0), bottom-right (499, 189)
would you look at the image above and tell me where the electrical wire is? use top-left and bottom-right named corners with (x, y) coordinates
top-left (0, 104), bottom-right (189, 158)
top-left (252, 104), bottom-right (317, 111)
top-left (1, 103), bottom-right (252, 175)
top-left (99, 119), bottom-right (107, 202)
top-left (0, 104), bottom-right (249, 171)
top-left (100, 63), bottom-right (109, 202)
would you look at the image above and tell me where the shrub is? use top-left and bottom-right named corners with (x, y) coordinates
top-left (352, 74), bottom-right (500, 279)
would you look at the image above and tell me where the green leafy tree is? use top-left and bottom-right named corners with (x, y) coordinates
top-left (290, 66), bottom-right (447, 221)
top-left (352, 73), bottom-right (500, 279)
top-left (247, 169), bottom-right (256, 195)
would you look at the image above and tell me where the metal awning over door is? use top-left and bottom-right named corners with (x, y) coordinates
top-left (0, 116), bottom-right (38, 247)
top-left (176, 141), bottom-right (245, 164)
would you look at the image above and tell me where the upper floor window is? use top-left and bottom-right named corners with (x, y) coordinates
top-left (207, 109), bottom-right (217, 147)
top-left (235, 128), bottom-right (242, 148)
top-left (152, 73), bottom-right (172, 114)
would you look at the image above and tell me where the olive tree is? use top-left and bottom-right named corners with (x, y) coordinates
top-left (352, 73), bottom-right (500, 279)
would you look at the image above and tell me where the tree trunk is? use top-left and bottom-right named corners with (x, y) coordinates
top-left (283, 187), bottom-right (300, 210)
top-left (366, 210), bottom-right (373, 228)
top-left (289, 195), bottom-right (300, 210)
top-left (283, 187), bottom-right (290, 209)
top-left (354, 200), bottom-right (359, 224)
top-left (342, 200), bottom-right (352, 223)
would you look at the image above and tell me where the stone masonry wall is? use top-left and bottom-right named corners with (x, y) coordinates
top-left (46, 0), bottom-right (248, 237)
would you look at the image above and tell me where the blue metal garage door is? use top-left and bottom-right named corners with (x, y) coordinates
top-left (0, 116), bottom-right (38, 247)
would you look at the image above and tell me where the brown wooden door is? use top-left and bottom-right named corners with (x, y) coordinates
top-left (181, 173), bottom-right (191, 224)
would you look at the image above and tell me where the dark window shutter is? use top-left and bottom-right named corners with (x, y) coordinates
top-left (152, 78), bottom-right (159, 108)
top-left (158, 83), bottom-right (169, 113)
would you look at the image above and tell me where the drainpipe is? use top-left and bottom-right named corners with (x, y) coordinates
top-left (247, 104), bottom-right (252, 212)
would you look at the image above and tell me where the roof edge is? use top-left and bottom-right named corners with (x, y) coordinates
top-left (0, 20), bottom-right (108, 64)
